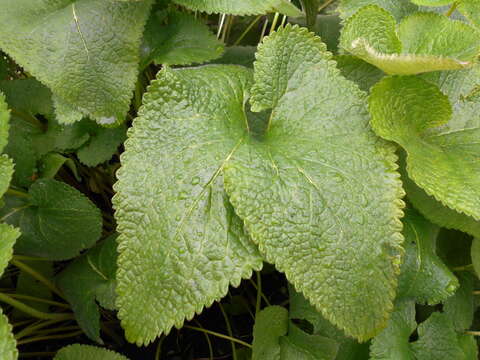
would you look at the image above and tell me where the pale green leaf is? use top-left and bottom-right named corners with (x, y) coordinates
top-left (397, 208), bottom-right (458, 304)
top-left (340, 7), bottom-right (480, 74)
top-left (113, 65), bottom-right (263, 345)
top-left (0, 223), bottom-right (20, 276)
top-left (57, 235), bottom-right (118, 343)
top-left (411, 313), bottom-right (466, 360)
top-left (443, 272), bottom-right (475, 331)
top-left (334, 55), bottom-right (384, 92)
top-left (0, 92), bottom-right (9, 153)
top-left (338, 0), bottom-right (418, 21)
top-left (225, 25), bottom-right (404, 341)
top-left (0, 309), bottom-right (17, 360)
top-left (54, 344), bottom-right (128, 360)
top-left (369, 300), bottom-right (416, 360)
top-left (252, 306), bottom-right (289, 360)
top-left (0, 179), bottom-right (102, 260)
top-left (141, 10), bottom-right (224, 68)
top-left (172, 0), bottom-right (303, 16)
top-left (369, 76), bottom-right (480, 220)
top-left (400, 154), bottom-right (480, 239)
top-left (458, 0), bottom-right (480, 28)
top-left (0, 156), bottom-right (14, 199)
top-left (0, 0), bottom-right (153, 124)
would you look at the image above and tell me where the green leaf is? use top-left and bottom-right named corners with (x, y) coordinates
top-left (38, 153), bottom-right (80, 180)
top-left (411, 312), bottom-right (466, 360)
top-left (340, 7), bottom-right (480, 74)
top-left (471, 237), bottom-right (480, 278)
top-left (225, 25), bottom-right (404, 341)
top-left (397, 208), bottom-right (458, 304)
top-left (443, 272), bottom-right (475, 331)
top-left (0, 179), bottom-right (102, 260)
top-left (458, 0), bottom-right (480, 28)
top-left (334, 55), bottom-right (384, 92)
top-left (411, 0), bottom-right (453, 5)
top-left (212, 46), bottom-right (257, 68)
top-left (0, 223), bottom-right (20, 276)
top-left (113, 65), bottom-right (263, 345)
top-left (172, 0), bottom-right (303, 16)
top-left (0, 309), bottom-right (17, 360)
top-left (279, 324), bottom-right (338, 360)
top-left (338, 0), bottom-right (418, 21)
top-left (0, 92), bottom-right (9, 153)
top-left (300, 0), bottom-right (321, 29)
top-left (141, 10), bottom-right (224, 68)
top-left (291, 15), bottom-right (342, 52)
top-left (0, 156), bottom-right (14, 199)
top-left (252, 306), bottom-right (289, 360)
top-left (369, 300), bottom-right (416, 360)
top-left (369, 76), bottom-right (480, 220)
top-left (57, 235), bottom-right (118, 343)
top-left (0, 0), bottom-right (153, 124)
top-left (54, 344), bottom-right (129, 360)
top-left (400, 154), bottom-right (480, 239)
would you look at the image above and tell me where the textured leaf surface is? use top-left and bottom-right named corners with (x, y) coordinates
top-left (0, 179), bottom-right (102, 260)
top-left (411, 0), bottom-right (453, 5)
top-left (400, 155), bottom-right (480, 239)
top-left (0, 156), bottom-right (14, 200)
top-left (252, 306), bottom-right (288, 360)
top-left (458, 0), bottom-right (480, 28)
top-left (113, 65), bottom-right (263, 345)
top-left (340, 7), bottom-right (480, 74)
top-left (172, 0), bottom-right (302, 16)
top-left (0, 309), bottom-right (17, 360)
top-left (443, 272), bottom-right (475, 331)
top-left (338, 0), bottom-right (418, 21)
top-left (0, 0), bottom-right (152, 124)
top-left (57, 235), bottom-right (118, 343)
top-left (369, 300), bottom-right (416, 360)
top-left (54, 344), bottom-right (128, 360)
top-left (369, 76), bottom-right (480, 220)
top-left (397, 209), bottom-right (458, 304)
top-left (0, 223), bottom-right (20, 276)
top-left (141, 10), bottom-right (224, 68)
top-left (225, 25), bottom-right (404, 341)
top-left (0, 92), bottom-right (9, 153)
top-left (335, 56), bottom-right (384, 92)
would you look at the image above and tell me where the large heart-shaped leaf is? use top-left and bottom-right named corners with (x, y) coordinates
top-left (0, 0), bottom-right (153, 124)
top-left (114, 25), bottom-right (404, 343)
top-left (369, 76), bottom-right (480, 220)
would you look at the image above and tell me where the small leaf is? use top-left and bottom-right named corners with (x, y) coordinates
top-left (340, 7), bottom-right (480, 74)
top-left (0, 156), bottom-right (14, 199)
top-left (172, 0), bottom-right (303, 16)
top-left (338, 0), bottom-right (418, 21)
top-left (369, 76), bottom-right (480, 220)
top-left (0, 92), bottom-right (9, 153)
top-left (252, 306), bottom-right (289, 360)
top-left (0, 309), bottom-right (17, 360)
top-left (54, 344), bottom-right (129, 360)
top-left (57, 235), bottom-right (118, 343)
top-left (141, 10), bottom-right (224, 68)
top-left (0, 223), bottom-right (20, 276)
top-left (443, 272), bottom-right (475, 332)
top-left (397, 208), bottom-right (458, 304)
top-left (471, 237), bottom-right (480, 278)
top-left (0, 179), bottom-right (102, 260)
top-left (0, 0), bottom-right (153, 124)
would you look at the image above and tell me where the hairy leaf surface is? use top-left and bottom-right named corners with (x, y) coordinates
top-left (338, 0), bottom-right (418, 21)
top-left (369, 76), bottom-right (480, 220)
top-left (54, 344), bottom-right (129, 360)
top-left (113, 65), bottom-right (263, 345)
top-left (0, 179), bottom-right (102, 260)
top-left (172, 0), bottom-right (302, 16)
top-left (340, 7), bottom-right (480, 74)
top-left (0, 0), bottom-right (152, 124)
top-left (458, 0), bottom-right (480, 28)
top-left (0, 309), bottom-right (17, 360)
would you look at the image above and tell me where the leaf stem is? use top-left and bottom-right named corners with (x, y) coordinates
top-left (255, 271), bottom-right (262, 316)
top-left (234, 16), bottom-right (262, 46)
top-left (318, 0), bottom-right (335, 12)
top-left (6, 188), bottom-right (28, 198)
top-left (465, 331), bottom-right (480, 336)
top-left (5, 293), bottom-right (70, 309)
top-left (10, 259), bottom-right (64, 299)
top-left (16, 330), bottom-right (83, 346)
top-left (183, 325), bottom-right (252, 349)
top-left (194, 320), bottom-right (213, 360)
top-left (446, 1), bottom-right (459, 17)
top-left (453, 264), bottom-right (474, 272)
top-left (0, 293), bottom-right (72, 321)
top-left (219, 302), bottom-right (238, 360)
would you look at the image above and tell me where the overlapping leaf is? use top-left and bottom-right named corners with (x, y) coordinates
top-left (369, 76), bottom-right (480, 220)
top-left (458, 0), bottom-right (480, 28)
top-left (0, 179), bottom-right (102, 260)
top-left (57, 235), bottom-right (118, 343)
top-left (115, 24), bottom-right (404, 344)
top-left (172, 0), bottom-right (302, 16)
top-left (0, 0), bottom-right (153, 124)
top-left (340, 6), bottom-right (480, 74)
top-left (54, 344), bottom-right (129, 360)
top-left (338, 0), bottom-right (418, 21)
